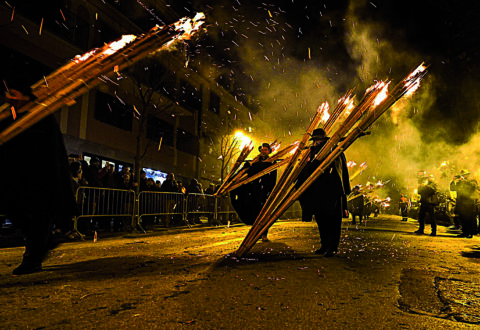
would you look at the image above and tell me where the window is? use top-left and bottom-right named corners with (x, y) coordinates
top-left (209, 91), bottom-right (220, 115)
top-left (146, 117), bottom-right (174, 147)
top-left (177, 128), bottom-right (199, 155)
top-left (179, 79), bottom-right (202, 111)
top-left (94, 91), bottom-right (133, 131)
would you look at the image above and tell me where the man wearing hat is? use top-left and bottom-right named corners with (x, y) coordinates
top-left (348, 185), bottom-right (364, 225)
top-left (230, 142), bottom-right (277, 241)
top-left (414, 175), bottom-right (438, 236)
top-left (296, 128), bottom-right (351, 257)
top-left (450, 169), bottom-right (478, 238)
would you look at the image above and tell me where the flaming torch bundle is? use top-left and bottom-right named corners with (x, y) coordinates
top-left (0, 13), bottom-right (205, 146)
top-left (236, 64), bottom-right (428, 257)
top-left (214, 141), bottom-right (255, 196)
top-left (221, 141), bottom-right (298, 193)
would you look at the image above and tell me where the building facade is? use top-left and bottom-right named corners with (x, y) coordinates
top-left (1, 0), bottom-right (259, 186)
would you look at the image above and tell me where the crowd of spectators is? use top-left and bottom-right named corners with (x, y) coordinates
top-left (69, 156), bottom-right (210, 195)
top-left (67, 156), bottom-right (235, 232)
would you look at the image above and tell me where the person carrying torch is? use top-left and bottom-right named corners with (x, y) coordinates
top-left (230, 142), bottom-right (277, 242)
top-left (295, 128), bottom-right (351, 257)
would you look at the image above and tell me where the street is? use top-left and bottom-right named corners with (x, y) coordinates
top-left (0, 215), bottom-right (479, 329)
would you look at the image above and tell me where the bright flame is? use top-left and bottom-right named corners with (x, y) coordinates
top-left (74, 49), bottom-right (96, 63)
top-left (339, 95), bottom-right (355, 115)
top-left (372, 81), bottom-right (390, 107)
top-left (271, 143), bottom-right (281, 153)
top-left (360, 162), bottom-right (368, 169)
top-left (288, 142), bottom-right (300, 155)
top-left (405, 63), bottom-right (427, 96)
top-left (166, 12), bottom-right (205, 47)
top-left (319, 102), bottom-right (330, 123)
top-left (347, 161), bottom-right (357, 168)
top-left (73, 35), bottom-right (136, 63)
top-left (104, 35), bottom-right (137, 56)
top-left (234, 131), bottom-right (252, 150)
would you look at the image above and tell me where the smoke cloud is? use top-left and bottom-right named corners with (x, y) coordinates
top-left (191, 0), bottom-right (480, 194)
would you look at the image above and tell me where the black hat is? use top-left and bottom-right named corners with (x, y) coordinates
top-left (258, 142), bottom-right (272, 152)
top-left (309, 128), bottom-right (328, 141)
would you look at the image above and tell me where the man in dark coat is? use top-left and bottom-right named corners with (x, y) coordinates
top-left (414, 175), bottom-right (438, 236)
top-left (230, 142), bottom-right (277, 241)
top-left (159, 173), bottom-right (179, 227)
top-left (0, 93), bottom-right (78, 275)
top-left (296, 128), bottom-right (351, 257)
top-left (347, 185), bottom-right (364, 225)
top-left (450, 169), bottom-right (478, 238)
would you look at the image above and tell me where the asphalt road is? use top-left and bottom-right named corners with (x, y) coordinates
top-left (0, 215), bottom-right (479, 329)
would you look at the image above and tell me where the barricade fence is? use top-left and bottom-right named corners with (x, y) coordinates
top-left (72, 187), bottom-right (300, 236)
top-left (74, 187), bottom-right (136, 235)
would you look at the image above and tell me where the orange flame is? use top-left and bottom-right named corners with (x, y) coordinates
top-left (339, 95), bottom-right (355, 114)
top-left (360, 162), bottom-right (367, 169)
top-left (104, 35), bottom-right (137, 56)
top-left (271, 143), bottom-right (281, 153)
top-left (371, 81), bottom-right (390, 107)
top-left (166, 12), bottom-right (205, 47)
top-left (288, 142), bottom-right (300, 155)
top-left (318, 102), bottom-right (330, 123)
top-left (405, 63), bottom-right (427, 96)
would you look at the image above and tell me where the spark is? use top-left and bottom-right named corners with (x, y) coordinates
top-left (39, 18), bottom-right (43, 35)
top-left (60, 9), bottom-right (66, 21)
top-left (11, 106), bottom-right (16, 120)
top-left (21, 25), bottom-right (28, 35)
top-left (10, 6), bottom-right (14, 21)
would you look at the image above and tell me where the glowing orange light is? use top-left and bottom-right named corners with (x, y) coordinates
top-left (234, 131), bottom-right (252, 150)
top-left (166, 12), bottom-right (205, 47)
top-left (271, 143), bottom-right (281, 153)
top-left (405, 63), bottom-right (427, 96)
top-left (339, 95), bottom-right (355, 115)
top-left (318, 102), bottom-right (330, 123)
top-left (347, 161), bottom-right (357, 168)
top-left (371, 81), bottom-right (390, 107)
top-left (104, 35), bottom-right (137, 56)
top-left (11, 106), bottom-right (16, 120)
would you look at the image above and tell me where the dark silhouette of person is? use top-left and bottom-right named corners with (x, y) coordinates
top-left (296, 128), bottom-right (351, 257)
top-left (230, 142), bottom-right (277, 241)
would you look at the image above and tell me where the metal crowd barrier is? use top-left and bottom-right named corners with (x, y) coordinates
top-left (72, 186), bottom-right (303, 237)
top-left (73, 186), bottom-right (136, 237)
top-left (137, 191), bottom-right (187, 229)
